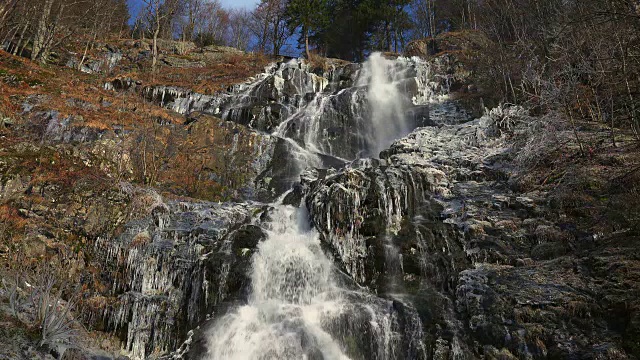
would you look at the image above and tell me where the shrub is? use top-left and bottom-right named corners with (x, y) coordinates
top-left (1, 267), bottom-right (80, 348)
top-left (30, 275), bottom-right (80, 347)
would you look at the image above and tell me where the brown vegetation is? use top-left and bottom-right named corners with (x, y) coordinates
top-left (0, 50), bottom-right (182, 130)
top-left (123, 52), bottom-right (271, 95)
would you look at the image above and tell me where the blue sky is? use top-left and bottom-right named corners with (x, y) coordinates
top-left (220, 0), bottom-right (258, 9)
top-left (127, 0), bottom-right (259, 20)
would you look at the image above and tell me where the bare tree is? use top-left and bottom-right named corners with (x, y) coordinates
top-left (0, 0), bottom-right (18, 29)
top-left (250, 0), bottom-right (289, 55)
top-left (410, 0), bottom-right (437, 39)
top-left (228, 9), bottom-right (251, 51)
top-left (201, 0), bottom-right (229, 45)
top-left (1, 0), bottom-right (127, 62)
top-left (31, 0), bottom-right (55, 62)
top-left (179, 0), bottom-right (203, 41)
top-left (76, 0), bottom-right (120, 70)
top-left (141, 0), bottom-right (181, 73)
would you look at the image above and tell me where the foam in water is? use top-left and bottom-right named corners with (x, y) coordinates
top-left (205, 202), bottom-right (350, 360)
top-left (358, 53), bottom-right (413, 157)
top-left (273, 52), bottom-right (430, 160)
top-left (203, 53), bottom-right (434, 360)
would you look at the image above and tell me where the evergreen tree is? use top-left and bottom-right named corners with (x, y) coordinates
top-left (283, 0), bottom-right (411, 61)
top-left (284, 0), bottom-right (328, 58)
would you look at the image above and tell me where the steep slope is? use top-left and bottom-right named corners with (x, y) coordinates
top-left (2, 36), bottom-right (639, 360)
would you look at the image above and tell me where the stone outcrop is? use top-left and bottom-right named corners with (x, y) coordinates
top-left (140, 60), bottom-right (332, 132)
top-left (93, 197), bottom-right (268, 359)
top-left (65, 48), bottom-right (123, 74)
top-left (302, 106), bottom-right (640, 358)
top-left (17, 93), bottom-right (282, 202)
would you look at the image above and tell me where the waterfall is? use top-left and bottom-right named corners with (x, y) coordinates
top-left (204, 199), bottom-right (426, 360)
top-left (141, 53), bottom-right (440, 162)
top-left (205, 202), bottom-right (351, 360)
top-left (96, 51), bottom-right (475, 359)
top-left (269, 53), bottom-right (434, 161)
top-left (358, 53), bottom-right (413, 157)
top-left (201, 52), bottom-right (434, 359)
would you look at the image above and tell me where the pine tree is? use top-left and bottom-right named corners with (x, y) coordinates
top-left (284, 0), bottom-right (328, 58)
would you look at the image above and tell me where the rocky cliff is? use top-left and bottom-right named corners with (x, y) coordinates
top-left (302, 106), bottom-right (640, 358)
top-left (1, 38), bottom-right (639, 360)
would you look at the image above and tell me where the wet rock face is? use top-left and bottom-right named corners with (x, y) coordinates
top-left (303, 160), bottom-right (457, 288)
top-left (93, 199), bottom-right (268, 359)
top-left (66, 47), bottom-right (123, 74)
top-left (179, 114), bottom-right (278, 201)
top-left (303, 106), bottom-right (513, 278)
top-left (141, 56), bottom-right (472, 162)
top-left (141, 61), bottom-right (337, 133)
top-left (455, 256), bottom-right (640, 359)
top-left (302, 106), bottom-right (640, 358)
top-left (254, 138), bottom-right (313, 202)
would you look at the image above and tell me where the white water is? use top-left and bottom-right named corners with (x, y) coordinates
top-left (204, 53), bottom-right (432, 359)
top-left (358, 53), bottom-right (413, 157)
top-left (271, 52), bottom-right (432, 160)
top-left (205, 203), bottom-right (350, 360)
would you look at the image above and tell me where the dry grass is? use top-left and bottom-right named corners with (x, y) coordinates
top-left (0, 204), bottom-right (28, 248)
top-left (120, 52), bottom-right (271, 95)
top-left (0, 50), bottom-right (183, 132)
top-left (0, 47), bottom-right (271, 136)
top-left (511, 112), bottom-right (640, 234)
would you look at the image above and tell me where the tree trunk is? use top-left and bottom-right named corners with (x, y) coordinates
top-left (78, 29), bottom-right (98, 71)
top-left (3, 24), bottom-right (19, 52)
top-left (0, 0), bottom-right (17, 29)
top-left (31, 0), bottom-right (54, 62)
top-left (304, 29), bottom-right (310, 59)
top-left (152, 27), bottom-right (160, 73)
top-left (0, 3), bottom-right (9, 28)
top-left (428, 0), bottom-right (437, 52)
top-left (272, 14), bottom-right (280, 56)
top-left (386, 21), bottom-right (392, 52)
top-left (12, 21), bottom-right (30, 56)
top-left (260, 14), bottom-right (269, 53)
top-left (566, 103), bottom-right (585, 156)
top-left (39, 2), bottom-right (65, 62)
top-left (152, 3), bottom-right (161, 74)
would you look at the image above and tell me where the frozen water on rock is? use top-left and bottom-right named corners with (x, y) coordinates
top-left (144, 53), bottom-right (444, 162)
top-left (95, 197), bottom-right (263, 359)
top-left (201, 53), bottom-right (442, 359)
top-left (204, 199), bottom-right (427, 360)
top-left (205, 202), bottom-right (350, 360)
top-left (273, 53), bottom-right (441, 159)
top-left (102, 52), bottom-right (463, 359)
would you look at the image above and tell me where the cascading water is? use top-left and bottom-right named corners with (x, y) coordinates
top-left (273, 53), bottom-right (435, 160)
top-left (204, 198), bottom-right (427, 360)
top-left (205, 201), bottom-right (350, 359)
top-left (198, 53), bottom-right (435, 359)
top-left (358, 53), bottom-right (413, 157)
